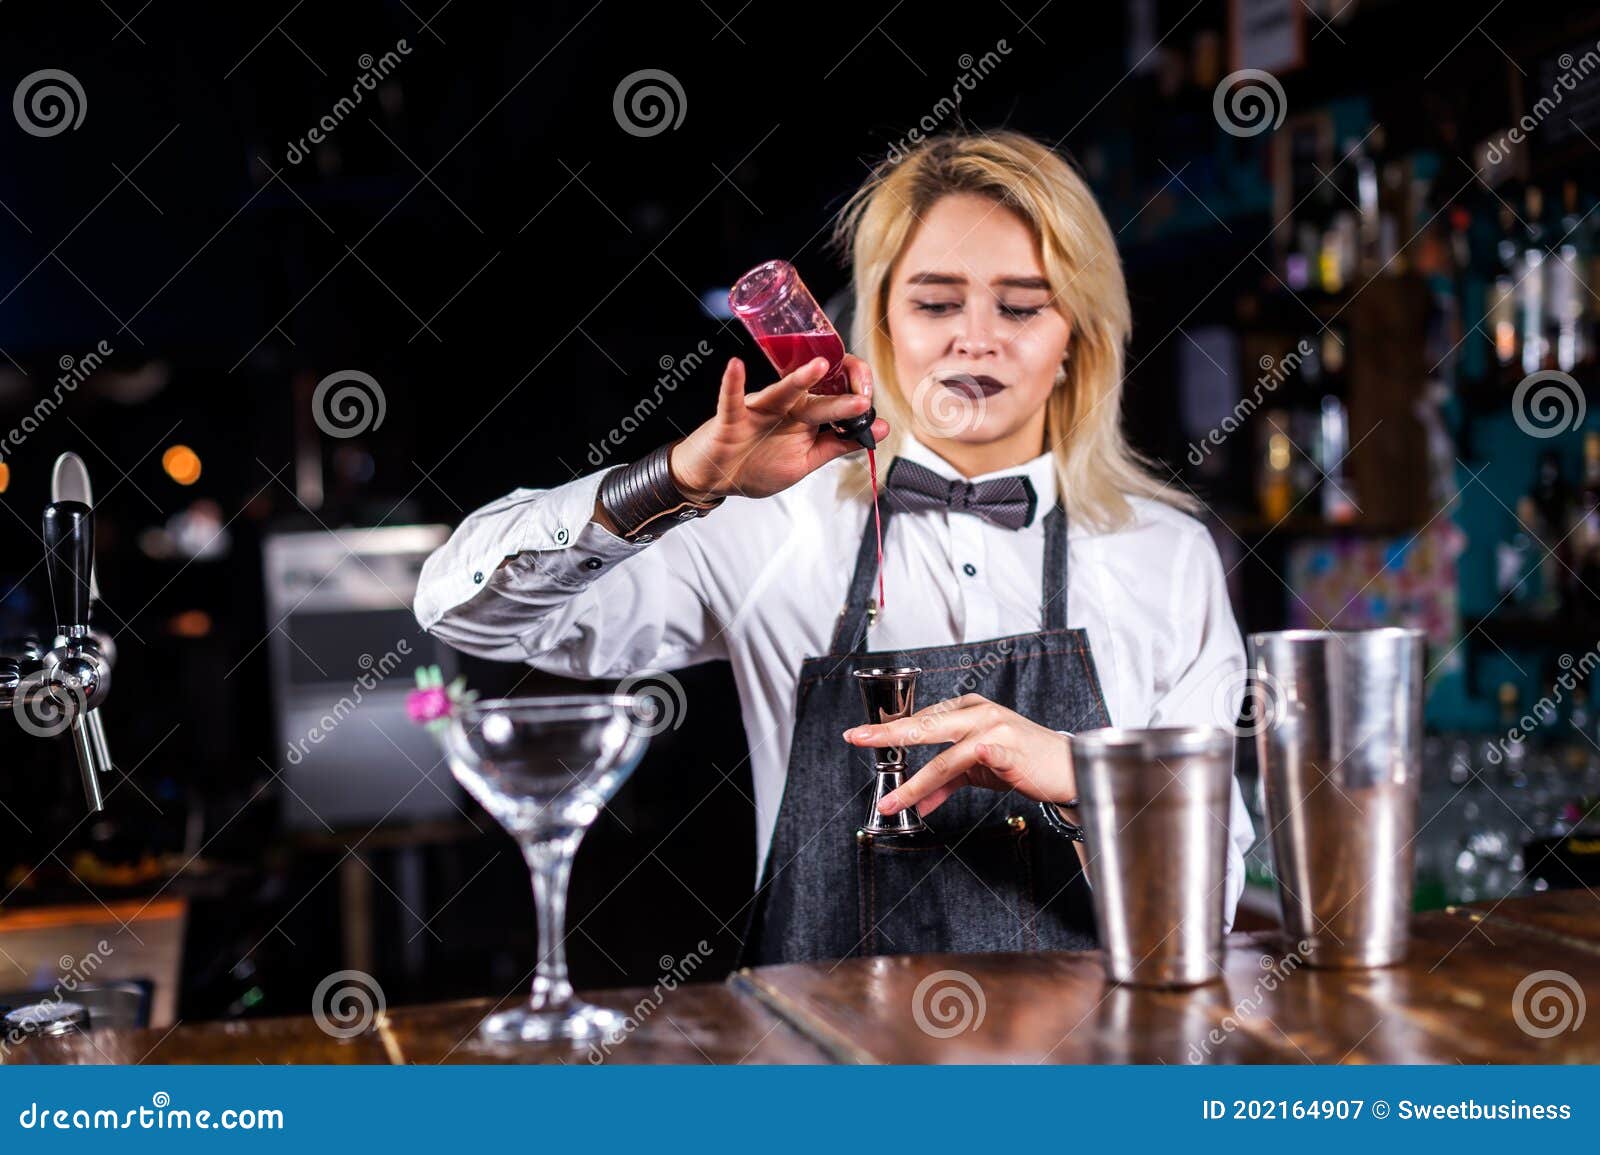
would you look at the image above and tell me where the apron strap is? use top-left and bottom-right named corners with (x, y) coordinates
top-left (829, 491), bottom-right (1071, 654)
top-left (1041, 503), bottom-right (1068, 632)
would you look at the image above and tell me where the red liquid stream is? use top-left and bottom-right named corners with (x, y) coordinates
top-left (753, 330), bottom-right (886, 613)
top-left (867, 448), bottom-right (885, 612)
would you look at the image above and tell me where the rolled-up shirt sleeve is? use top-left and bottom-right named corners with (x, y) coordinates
top-left (1146, 523), bottom-right (1258, 936)
top-left (414, 467), bottom-right (729, 676)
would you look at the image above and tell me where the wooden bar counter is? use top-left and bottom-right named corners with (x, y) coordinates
top-left (5, 892), bottom-right (1595, 1065)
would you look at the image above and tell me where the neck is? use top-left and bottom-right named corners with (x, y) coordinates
top-left (913, 415), bottom-right (1047, 478)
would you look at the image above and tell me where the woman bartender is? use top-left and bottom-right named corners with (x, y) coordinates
top-left (415, 130), bottom-right (1256, 965)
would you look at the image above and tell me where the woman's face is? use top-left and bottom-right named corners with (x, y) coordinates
top-left (885, 192), bottom-right (1072, 460)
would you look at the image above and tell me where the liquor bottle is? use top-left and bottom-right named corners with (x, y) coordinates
top-left (1303, 182), bottom-right (1338, 294)
top-left (1257, 410), bottom-right (1295, 522)
top-left (1568, 686), bottom-right (1597, 776)
top-left (1550, 181), bottom-right (1589, 372)
top-left (1519, 186), bottom-right (1548, 375)
top-left (1488, 204), bottom-right (1519, 369)
top-left (1576, 431), bottom-right (1600, 612)
top-left (1533, 449), bottom-right (1573, 538)
top-left (1497, 682), bottom-right (1528, 779)
top-left (1316, 329), bottom-right (1358, 523)
top-left (1495, 497), bottom-right (1544, 607)
top-left (1321, 161), bottom-right (1359, 295)
top-left (1352, 134), bottom-right (1381, 277)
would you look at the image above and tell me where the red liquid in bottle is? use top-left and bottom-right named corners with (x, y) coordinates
top-left (752, 330), bottom-right (887, 613)
top-left (754, 331), bottom-right (850, 394)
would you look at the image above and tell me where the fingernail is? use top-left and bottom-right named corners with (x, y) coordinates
top-left (880, 794), bottom-right (899, 814)
top-left (842, 728), bottom-right (858, 741)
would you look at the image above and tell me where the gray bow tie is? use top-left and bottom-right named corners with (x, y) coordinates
top-left (884, 457), bottom-right (1039, 530)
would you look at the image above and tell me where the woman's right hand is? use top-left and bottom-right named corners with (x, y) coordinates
top-left (666, 354), bottom-right (889, 502)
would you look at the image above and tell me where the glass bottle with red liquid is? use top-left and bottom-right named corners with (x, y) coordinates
top-left (728, 259), bottom-right (887, 612)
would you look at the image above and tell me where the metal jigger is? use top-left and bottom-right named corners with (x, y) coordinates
top-left (852, 666), bottom-right (926, 837)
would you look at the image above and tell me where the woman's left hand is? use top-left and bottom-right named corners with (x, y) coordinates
top-left (843, 693), bottom-right (1075, 817)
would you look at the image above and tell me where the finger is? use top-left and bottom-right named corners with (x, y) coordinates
top-left (714, 357), bottom-right (747, 421)
top-left (857, 694), bottom-right (992, 739)
top-left (802, 417), bottom-right (890, 472)
top-left (880, 737), bottom-right (985, 814)
top-left (792, 390), bottom-right (871, 425)
top-left (844, 702), bottom-right (989, 748)
top-left (913, 772), bottom-right (971, 815)
top-left (976, 740), bottom-right (1063, 803)
top-left (745, 356), bottom-right (830, 413)
top-left (912, 694), bottom-right (991, 717)
top-left (841, 354), bottom-right (874, 399)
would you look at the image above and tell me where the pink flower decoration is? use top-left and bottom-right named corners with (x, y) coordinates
top-left (407, 686), bottom-right (452, 725)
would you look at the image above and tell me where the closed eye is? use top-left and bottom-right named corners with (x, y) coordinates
top-left (1000, 304), bottom-right (1044, 320)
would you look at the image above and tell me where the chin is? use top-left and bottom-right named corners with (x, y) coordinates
top-left (911, 414), bottom-right (1034, 448)
top-left (909, 389), bottom-right (1041, 445)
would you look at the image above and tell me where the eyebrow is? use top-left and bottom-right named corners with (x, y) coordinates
top-left (904, 271), bottom-right (1052, 291)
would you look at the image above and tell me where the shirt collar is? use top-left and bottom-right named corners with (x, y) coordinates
top-left (894, 432), bottom-right (1058, 528)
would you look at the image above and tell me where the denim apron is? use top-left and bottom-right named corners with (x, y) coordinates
top-left (740, 498), bottom-right (1113, 965)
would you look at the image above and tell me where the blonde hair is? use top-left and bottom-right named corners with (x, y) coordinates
top-left (832, 129), bottom-right (1195, 531)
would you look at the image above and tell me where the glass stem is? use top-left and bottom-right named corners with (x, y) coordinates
top-left (523, 831), bottom-right (580, 1012)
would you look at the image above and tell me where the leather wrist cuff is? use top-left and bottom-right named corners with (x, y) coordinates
top-left (597, 441), bottom-right (724, 543)
top-left (1038, 799), bottom-right (1086, 843)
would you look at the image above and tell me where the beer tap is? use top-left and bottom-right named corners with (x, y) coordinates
top-left (0, 453), bottom-right (116, 813)
top-left (43, 499), bottom-right (114, 811)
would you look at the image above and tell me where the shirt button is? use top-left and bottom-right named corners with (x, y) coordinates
top-left (962, 563), bottom-right (978, 577)
top-left (472, 570), bottom-right (484, 584)
top-left (554, 527), bottom-right (569, 545)
top-left (584, 557), bottom-right (603, 571)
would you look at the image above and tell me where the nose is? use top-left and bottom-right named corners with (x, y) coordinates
top-left (952, 302), bottom-right (998, 358)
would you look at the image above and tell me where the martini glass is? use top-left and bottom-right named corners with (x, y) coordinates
top-left (440, 695), bottom-right (650, 1044)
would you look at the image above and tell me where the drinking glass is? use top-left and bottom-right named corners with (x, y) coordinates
top-left (440, 695), bottom-right (649, 1044)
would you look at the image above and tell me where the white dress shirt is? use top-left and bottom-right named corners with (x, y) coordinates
top-left (414, 433), bottom-right (1258, 932)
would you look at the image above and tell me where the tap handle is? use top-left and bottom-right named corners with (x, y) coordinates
top-left (42, 500), bottom-right (93, 637)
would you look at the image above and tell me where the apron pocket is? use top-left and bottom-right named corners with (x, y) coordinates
top-left (855, 817), bottom-right (1039, 957)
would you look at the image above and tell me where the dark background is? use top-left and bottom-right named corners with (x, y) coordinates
top-left (0, 0), bottom-right (1592, 1020)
